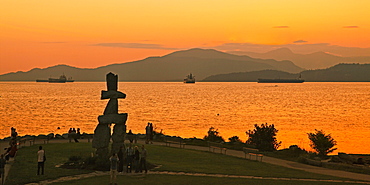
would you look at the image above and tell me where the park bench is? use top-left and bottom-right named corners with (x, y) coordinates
top-left (79, 133), bottom-right (93, 142)
top-left (18, 137), bottom-right (35, 147)
top-left (242, 147), bottom-right (263, 162)
top-left (84, 134), bottom-right (91, 142)
top-left (43, 138), bottom-right (50, 144)
top-left (208, 141), bottom-right (227, 154)
top-left (164, 138), bottom-right (186, 148)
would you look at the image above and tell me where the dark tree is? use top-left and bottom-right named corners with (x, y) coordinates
top-left (307, 130), bottom-right (337, 157)
top-left (246, 123), bottom-right (281, 151)
top-left (228, 136), bottom-right (242, 143)
top-left (204, 127), bottom-right (225, 142)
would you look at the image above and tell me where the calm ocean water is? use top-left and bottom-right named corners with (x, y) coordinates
top-left (1, 82), bottom-right (369, 154)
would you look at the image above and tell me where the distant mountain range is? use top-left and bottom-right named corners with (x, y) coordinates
top-left (1, 48), bottom-right (368, 82)
top-left (229, 48), bottom-right (370, 69)
top-left (0, 48), bottom-right (303, 82)
top-left (202, 64), bottom-right (370, 82)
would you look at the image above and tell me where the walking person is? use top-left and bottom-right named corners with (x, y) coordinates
top-left (139, 145), bottom-right (148, 173)
top-left (0, 154), bottom-right (6, 185)
top-left (37, 146), bottom-right (45, 175)
top-left (109, 153), bottom-right (119, 185)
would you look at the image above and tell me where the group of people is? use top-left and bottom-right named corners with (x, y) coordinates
top-left (3, 128), bottom-right (18, 161)
top-left (68, 128), bottom-right (81, 142)
top-left (123, 144), bottom-right (148, 173)
top-left (110, 144), bottom-right (148, 185)
top-left (28, 125), bottom-right (154, 185)
top-left (1, 127), bottom-right (19, 184)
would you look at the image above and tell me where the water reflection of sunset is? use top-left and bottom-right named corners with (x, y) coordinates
top-left (1, 82), bottom-right (369, 154)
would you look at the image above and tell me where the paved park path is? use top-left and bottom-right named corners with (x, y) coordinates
top-left (23, 170), bottom-right (370, 185)
top-left (157, 141), bottom-right (370, 182)
top-left (1, 139), bottom-right (370, 184)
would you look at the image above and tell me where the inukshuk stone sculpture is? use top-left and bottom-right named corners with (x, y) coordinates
top-left (92, 72), bottom-right (127, 160)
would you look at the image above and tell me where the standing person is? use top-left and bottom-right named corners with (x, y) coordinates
top-left (5, 141), bottom-right (17, 160)
top-left (37, 146), bottom-right (45, 175)
top-left (145, 123), bottom-right (150, 144)
top-left (76, 128), bottom-right (81, 140)
top-left (117, 146), bottom-right (125, 173)
top-left (125, 144), bottom-right (134, 173)
top-left (72, 128), bottom-right (79, 142)
top-left (109, 153), bottom-right (119, 185)
top-left (0, 154), bottom-right (6, 185)
top-left (10, 127), bottom-right (14, 137)
top-left (68, 128), bottom-right (73, 142)
top-left (139, 145), bottom-right (148, 173)
top-left (10, 127), bottom-right (17, 140)
top-left (149, 123), bottom-right (154, 144)
top-left (127, 130), bottom-right (135, 143)
top-left (133, 146), bottom-right (140, 173)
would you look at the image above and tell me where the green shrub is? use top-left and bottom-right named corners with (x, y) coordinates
top-left (307, 130), bottom-right (337, 158)
top-left (84, 156), bottom-right (97, 166)
top-left (61, 154), bottom-right (110, 171)
top-left (69, 155), bottom-right (82, 162)
top-left (246, 123), bottom-right (281, 151)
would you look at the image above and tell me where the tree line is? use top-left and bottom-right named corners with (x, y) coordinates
top-left (204, 123), bottom-right (337, 158)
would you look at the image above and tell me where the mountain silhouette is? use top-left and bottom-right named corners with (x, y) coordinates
top-left (265, 48), bottom-right (295, 56)
top-left (229, 48), bottom-right (370, 69)
top-left (202, 64), bottom-right (370, 82)
top-left (0, 48), bottom-right (303, 81)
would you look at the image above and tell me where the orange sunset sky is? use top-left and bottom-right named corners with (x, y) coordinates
top-left (1, 0), bottom-right (369, 75)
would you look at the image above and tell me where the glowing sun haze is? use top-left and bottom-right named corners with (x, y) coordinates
top-left (1, 0), bottom-right (369, 74)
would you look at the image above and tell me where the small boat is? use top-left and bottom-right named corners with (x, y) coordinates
top-left (36, 74), bottom-right (74, 83)
top-left (184, 73), bottom-right (195, 83)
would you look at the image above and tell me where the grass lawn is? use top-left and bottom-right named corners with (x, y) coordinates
top-left (148, 145), bottom-right (346, 180)
top-left (6, 142), bottom-right (359, 185)
top-left (6, 142), bottom-right (96, 185)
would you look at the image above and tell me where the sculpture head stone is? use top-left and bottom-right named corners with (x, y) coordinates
top-left (106, 72), bottom-right (118, 91)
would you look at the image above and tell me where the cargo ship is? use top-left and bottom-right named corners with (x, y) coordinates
top-left (36, 74), bottom-right (74, 83)
top-left (258, 74), bottom-right (304, 83)
top-left (184, 73), bottom-right (195, 83)
top-left (257, 79), bottom-right (304, 83)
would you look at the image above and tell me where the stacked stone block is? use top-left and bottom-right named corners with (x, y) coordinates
top-left (92, 72), bottom-right (127, 159)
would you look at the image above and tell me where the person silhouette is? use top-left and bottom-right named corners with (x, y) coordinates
top-left (37, 146), bottom-right (45, 175)
top-left (109, 153), bottom-right (119, 185)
